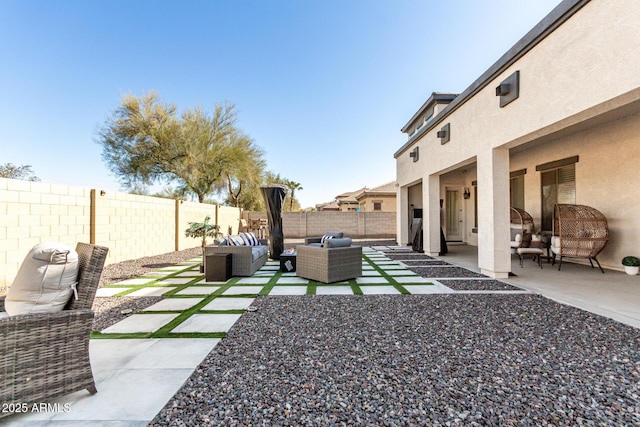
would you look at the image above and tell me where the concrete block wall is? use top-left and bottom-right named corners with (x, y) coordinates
top-left (177, 201), bottom-right (218, 251)
top-left (0, 178), bottom-right (92, 288)
top-left (93, 190), bottom-right (176, 264)
top-left (246, 211), bottom-right (396, 239)
top-left (0, 177), bottom-right (241, 288)
top-left (218, 205), bottom-right (242, 236)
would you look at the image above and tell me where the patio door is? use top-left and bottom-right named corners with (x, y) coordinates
top-left (445, 188), bottom-right (463, 241)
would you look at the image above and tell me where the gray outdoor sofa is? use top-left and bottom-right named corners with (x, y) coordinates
top-left (205, 239), bottom-right (269, 277)
top-left (296, 237), bottom-right (362, 283)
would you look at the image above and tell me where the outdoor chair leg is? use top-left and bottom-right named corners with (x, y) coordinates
top-left (593, 257), bottom-right (605, 274)
top-left (588, 258), bottom-right (595, 269)
top-left (558, 256), bottom-right (563, 271)
top-left (519, 254), bottom-right (524, 268)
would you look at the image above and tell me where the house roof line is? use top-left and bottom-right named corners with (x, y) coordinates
top-left (394, 0), bottom-right (590, 159)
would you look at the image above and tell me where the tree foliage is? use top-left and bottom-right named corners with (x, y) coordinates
top-left (97, 92), bottom-right (264, 203)
top-left (0, 163), bottom-right (40, 181)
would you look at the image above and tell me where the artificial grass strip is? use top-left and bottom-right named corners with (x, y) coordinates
top-left (91, 331), bottom-right (152, 339)
top-left (161, 332), bottom-right (227, 339)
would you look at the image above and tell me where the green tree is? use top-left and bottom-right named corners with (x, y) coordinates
top-left (221, 132), bottom-right (266, 208)
top-left (97, 91), bottom-right (262, 203)
top-left (285, 180), bottom-right (303, 211)
top-left (0, 163), bottom-right (40, 181)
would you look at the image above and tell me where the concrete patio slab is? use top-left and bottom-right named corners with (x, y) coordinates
top-left (126, 286), bottom-right (176, 297)
top-left (403, 284), bottom-right (454, 294)
top-left (393, 276), bottom-right (434, 284)
top-left (222, 286), bottom-right (264, 295)
top-left (202, 297), bottom-right (255, 310)
top-left (269, 286), bottom-right (308, 295)
top-left (174, 286), bottom-right (220, 295)
top-left (171, 313), bottom-right (243, 333)
top-left (155, 277), bottom-right (200, 285)
top-left (236, 277), bottom-right (271, 284)
top-left (276, 277), bottom-right (309, 284)
top-left (360, 286), bottom-right (400, 295)
top-left (315, 286), bottom-right (354, 295)
top-left (101, 313), bottom-right (181, 334)
top-left (144, 298), bottom-right (204, 311)
top-left (111, 278), bottom-right (156, 285)
top-left (356, 277), bottom-right (391, 284)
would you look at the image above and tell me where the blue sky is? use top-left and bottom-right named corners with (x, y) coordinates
top-left (0, 0), bottom-right (561, 208)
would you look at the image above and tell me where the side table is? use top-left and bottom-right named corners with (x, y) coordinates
top-left (205, 253), bottom-right (232, 282)
top-left (280, 250), bottom-right (297, 272)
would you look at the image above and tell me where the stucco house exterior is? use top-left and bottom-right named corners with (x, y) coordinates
top-left (394, 0), bottom-right (640, 278)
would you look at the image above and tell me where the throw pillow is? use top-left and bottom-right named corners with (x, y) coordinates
top-left (239, 232), bottom-right (252, 246)
top-left (5, 242), bottom-right (79, 316)
top-left (321, 235), bottom-right (335, 245)
top-left (246, 232), bottom-right (260, 246)
top-left (324, 237), bottom-right (352, 248)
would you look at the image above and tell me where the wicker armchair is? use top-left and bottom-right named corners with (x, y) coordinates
top-left (0, 243), bottom-right (108, 416)
top-left (296, 244), bottom-right (362, 284)
top-left (510, 207), bottom-right (534, 249)
top-left (552, 204), bottom-right (609, 272)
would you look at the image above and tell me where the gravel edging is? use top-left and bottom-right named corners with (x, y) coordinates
top-left (150, 294), bottom-right (640, 426)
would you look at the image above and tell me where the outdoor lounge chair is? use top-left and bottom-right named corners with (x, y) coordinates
top-left (0, 243), bottom-right (108, 416)
top-left (510, 207), bottom-right (534, 250)
top-left (551, 204), bottom-right (609, 272)
top-left (296, 239), bottom-right (362, 283)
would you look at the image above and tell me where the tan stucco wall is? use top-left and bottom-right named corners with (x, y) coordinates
top-left (396, 0), bottom-right (640, 273)
top-left (509, 111), bottom-right (640, 270)
top-left (397, 1), bottom-right (640, 178)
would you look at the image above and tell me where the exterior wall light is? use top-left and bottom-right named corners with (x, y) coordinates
top-left (495, 83), bottom-right (510, 96)
top-left (496, 70), bottom-right (520, 107)
top-left (409, 146), bottom-right (419, 162)
top-left (463, 187), bottom-right (471, 199)
top-left (438, 123), bottom-right (451, 144)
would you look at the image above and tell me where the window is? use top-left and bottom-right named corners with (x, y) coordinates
top-left (510, 175), bottom-right (524, 209)
top-left (540, 164), bottom-right (576, 231)
top-left (373, 202), bottom-right (382, 211)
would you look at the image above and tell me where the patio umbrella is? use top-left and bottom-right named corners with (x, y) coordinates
top-left (260, 185), bottom-right (287, 260)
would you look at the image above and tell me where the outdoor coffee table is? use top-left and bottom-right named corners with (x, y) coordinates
top-left (280, 250), bottom-right (297, 272)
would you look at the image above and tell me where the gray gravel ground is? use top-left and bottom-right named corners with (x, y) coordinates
top-left (150, 294), bottom-right (640, 426)
top-left (412, 266), bottom-right (489, 278)
top-left (438, 279), bottom-right (523, 291)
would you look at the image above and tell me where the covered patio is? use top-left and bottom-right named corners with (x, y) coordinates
top-left (437, 243), bottom-right (640, 329)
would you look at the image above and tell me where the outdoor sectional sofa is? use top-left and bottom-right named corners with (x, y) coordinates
top-left (205, 237), bottom-right (269, 277)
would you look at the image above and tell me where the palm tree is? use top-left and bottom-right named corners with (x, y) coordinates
top-left (286, 180), bottom-right (303, 211)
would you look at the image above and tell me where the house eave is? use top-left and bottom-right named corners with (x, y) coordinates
top-left (394, 0), bottom-right (590, 159)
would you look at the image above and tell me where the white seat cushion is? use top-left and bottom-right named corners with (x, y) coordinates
top-left (5, 242), bottom-right (79, 316)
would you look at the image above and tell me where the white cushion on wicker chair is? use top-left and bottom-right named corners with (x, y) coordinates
top-left (5, 242), bottom-right (79, 316)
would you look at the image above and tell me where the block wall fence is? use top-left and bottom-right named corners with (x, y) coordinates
top-left (243, 211), bottom-right (397, 239)
top-left (0, 178), bottom-right (241, 288)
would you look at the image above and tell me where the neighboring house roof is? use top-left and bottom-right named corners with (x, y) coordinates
top-left (336, 182), bottom-right (397, 204)
top-left (316, 202), bottom-right (340, 211)
top-left (355, 181), bottom-right (397, 201)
